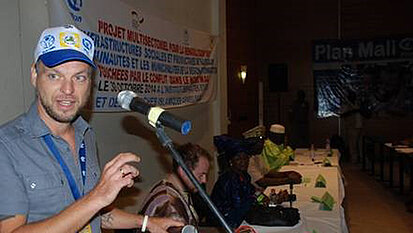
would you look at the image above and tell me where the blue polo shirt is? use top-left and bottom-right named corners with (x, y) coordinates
top-left (0, 102), bottom-right (101, 232)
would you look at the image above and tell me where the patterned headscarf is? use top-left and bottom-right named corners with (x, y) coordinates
top-left (213, 135), bottom-right (248, 160)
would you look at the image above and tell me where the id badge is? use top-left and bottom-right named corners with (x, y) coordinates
top-left (79, 224), bottom-right (92, 233)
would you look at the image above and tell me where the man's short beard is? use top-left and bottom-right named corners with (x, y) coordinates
top-left (38, 90), bottom-right (81, 123)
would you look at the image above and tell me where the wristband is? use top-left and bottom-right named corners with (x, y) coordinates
top-left (141, 215), bottom-right (149, 232)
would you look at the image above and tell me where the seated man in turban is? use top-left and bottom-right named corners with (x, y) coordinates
top-left (247, 124), bottom-right (302, 188)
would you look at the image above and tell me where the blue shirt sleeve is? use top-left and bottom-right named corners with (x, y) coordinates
top-left (0, 139), bottom-right (29, 220)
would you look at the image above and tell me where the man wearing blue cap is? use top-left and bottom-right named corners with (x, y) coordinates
top-left (0, 25), bottom-right (182, 233)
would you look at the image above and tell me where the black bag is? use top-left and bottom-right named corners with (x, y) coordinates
top-left (245, 204), bottom-right (300, 227)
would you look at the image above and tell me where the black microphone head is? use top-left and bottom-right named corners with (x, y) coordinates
top-left (117, 90), bottom-right (137, 111)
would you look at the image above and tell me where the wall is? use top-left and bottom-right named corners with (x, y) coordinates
top-left (0, 0), bottom-right (46, 123)
top-left (0, 1), bottom-right (23, 120)
top-left (226, 0), bottom-right (259, 137)
top-left (256, 0), bottom-right (340, 146)
top-left (0, 0), bottom-right (227, 216)
top-left (227, 0), bottom-right (413, 147)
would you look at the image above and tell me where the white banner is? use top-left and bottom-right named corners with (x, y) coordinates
top-left (48, 0), bottom-right (217, 111)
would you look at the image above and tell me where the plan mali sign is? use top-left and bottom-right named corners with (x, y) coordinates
top-left (312, 36), bottom-right (413, 118)
top-left (313, 37), bottom-right (413, 63)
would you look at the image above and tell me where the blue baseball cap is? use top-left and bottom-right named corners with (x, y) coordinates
top-left (34, 25), bottom-right (96, 68)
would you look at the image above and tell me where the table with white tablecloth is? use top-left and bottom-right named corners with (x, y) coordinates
top-left (240, 149), bottom-right (348, 233)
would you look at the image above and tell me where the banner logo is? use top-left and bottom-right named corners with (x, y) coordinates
top-left (399, 38), bottom-right (413, 51)
top-left (67, 0), bottom-right (83, 12)
top-left (131, 10), bottom-right (144, 29)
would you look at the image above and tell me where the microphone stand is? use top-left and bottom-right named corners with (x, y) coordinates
top-left (155, 125), bottom-right (233, 233)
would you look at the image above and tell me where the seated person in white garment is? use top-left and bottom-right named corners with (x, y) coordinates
top-left (247, 124), bottom-right (302, 188)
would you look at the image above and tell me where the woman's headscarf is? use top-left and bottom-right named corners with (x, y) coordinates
top-left (213, 135), bottom-right (249, 160)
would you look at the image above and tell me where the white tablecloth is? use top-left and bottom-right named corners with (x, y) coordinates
top-left (241, 149), bottom-right (348, 233)
top-left (243, 220), bottom-right (305, 233)
top-left (293, 148), bottom-right (340, 167)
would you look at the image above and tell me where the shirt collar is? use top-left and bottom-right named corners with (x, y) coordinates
top-left (166, 173), bottom-right (188, 194)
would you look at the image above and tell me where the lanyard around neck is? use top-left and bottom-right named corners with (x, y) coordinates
top-left (42, 134), bottom-right (86, 200)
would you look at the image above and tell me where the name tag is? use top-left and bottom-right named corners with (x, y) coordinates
top-left (79, 224), bottom-right (92, 233)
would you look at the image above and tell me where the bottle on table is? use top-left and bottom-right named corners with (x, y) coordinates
top-left (310, 144), bottom-right (315, 161)
top-left (326, 138), bottom-right (332, 157)
top-left (269, 188), bottom-right (278, 207)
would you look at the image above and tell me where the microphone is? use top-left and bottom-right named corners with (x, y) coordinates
top-left (181, 225), bottom-right (198, 233)
top-left (117, 90), bottom-right (192, 135)
top-left (168, 225), bottom-right (198, 233)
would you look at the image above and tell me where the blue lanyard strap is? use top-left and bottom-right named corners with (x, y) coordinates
top-left (42, 134), bottom-right (86, 200)
top-left (79, 140), bottom-right (86, 187)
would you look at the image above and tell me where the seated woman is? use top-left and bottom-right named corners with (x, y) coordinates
top-left (210, 135), bottom-right (256, 229)
top-left (246, 124), bottom-right (302, 188)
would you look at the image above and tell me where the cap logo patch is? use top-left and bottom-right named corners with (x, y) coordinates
top-left (60, 32), bottom-right (80, 48)
top-left (82, 38), bottom-right (93, 55)
top-left (40, 35), bottom-right (56, 52)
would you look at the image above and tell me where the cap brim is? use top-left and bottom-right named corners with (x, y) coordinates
top-left (39, 49), bottom-right (96, 69)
